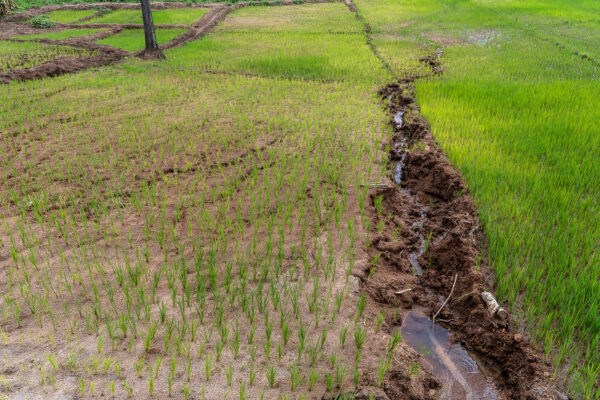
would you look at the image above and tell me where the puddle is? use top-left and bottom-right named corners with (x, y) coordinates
top-left (401, 311), bottom-right (504, 400)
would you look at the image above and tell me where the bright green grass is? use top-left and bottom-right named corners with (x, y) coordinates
top-left (165, 32), bottom-right (390, 83)
top-left (216, 3), bottom-right (362, 33)
top-left (97, 28), bottom-right (185, 52)
top-left (353, 0), bottom-right (600, 396)
top-left (0, 40), bottom-right (97, 72)
top-left (372, 34), bottom-right (430, 77)
top-left (82, 8), bottom-right (208, 25)
top-left (152, 8), bottom-right (209, 25)
top-left (167, 4), bottom-right (389, 83)
top-left (46, 9), bottom-right (98, 23)
top-left (17, 28), bottom-right (105, 40)
top-left (80, 9), bottom-right (142, 24)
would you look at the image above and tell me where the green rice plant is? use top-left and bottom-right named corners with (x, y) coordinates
top-left (0, 40), bottom-right (97, 72)
top-left (354, 326), bottom-right (366, 350)
top-left (134, 356), bottom-right (144, 378)
top-left (266, 364), bottom-right (276, 387)
top-left (204, 354), bottom-right (213, 381)
top-left (290, 364), bottom-right (304, 391)
top-left (324, 372), bottom-right (334, 392)
top-left (18, 28), bottom-right (106, 40)
top-left (83, 8), bottom-right (208, 25)
top-left (339, 326), bottom-right (348, 348)
top-left (352, 358), bottom-right (361, 388)
top-left (387, 330), bottom-right (401, 354)
top-left (376, 356), bottom-right (391, 387)
top-left (308, 368), bottom-right (319, 391)
top-left (335, 361), bottom-right (346, 389)
top-left (46, 9), bottom-right (98, 24)
top-left (239, 381), bottom-right (246, 400)
top-left (375, 311), bottom-right (385, 331)
top-left (249, 360), bottom-right (256, 387)
top-left (355, 293), bottom-right (366, 323)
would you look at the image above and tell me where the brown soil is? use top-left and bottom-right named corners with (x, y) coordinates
top-left (357, 71), bottom-right (571, 399)
top-left (0, 34), bottom-right (128, 83)
top-left (0, 21), bottom-right (64, 39)
top-left (0, 53), bottom-right (122, 83)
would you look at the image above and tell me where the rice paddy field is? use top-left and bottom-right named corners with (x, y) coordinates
top-left (0, 0), bottom-right (599, 399)
top-left (0, 39), bottom-right (97, 71)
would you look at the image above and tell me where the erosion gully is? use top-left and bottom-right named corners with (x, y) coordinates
top-left (357, 53), bottom-right (570, 399)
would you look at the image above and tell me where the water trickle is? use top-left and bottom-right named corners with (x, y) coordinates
top-left (407, 242), bottom-right (425, 275)
top-left (394, 111), bottom-right (404, 128)
top-left (393, 139), bottom-right (407, 185)
top-left (401, 311), bottom-right (504, 400)
top-left (406, 206), bottom-right (428, 275)
top-left (393, 156), bottom-right (406, 185)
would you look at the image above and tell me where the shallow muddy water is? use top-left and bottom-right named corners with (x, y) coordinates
top-left (393, 111), bottom-right (404, 128)
top-left (401, 311), bottom-right (504, 400)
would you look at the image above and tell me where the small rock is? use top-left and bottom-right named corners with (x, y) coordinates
top-left (429, 389), bottom-right (437, 396)
top-left (514, 333), bottom-right (523, 343)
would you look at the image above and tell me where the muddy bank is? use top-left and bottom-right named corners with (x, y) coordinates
top-left (0, 52), bottom-right (124, 83)
top-left (0, 21), bottom-right (65, 39)
top-left (358, 74), bottom-right (570, 399)
top-left (0, 32), bottom-right (129, 83)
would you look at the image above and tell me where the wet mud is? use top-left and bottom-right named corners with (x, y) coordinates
top-left (358, 67), bottom-right (570, 399)
top-left (401, 310), bottom-right (504, 400)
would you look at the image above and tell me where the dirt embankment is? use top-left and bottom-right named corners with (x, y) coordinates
top-left (358, 55), bottom-right (570, 399)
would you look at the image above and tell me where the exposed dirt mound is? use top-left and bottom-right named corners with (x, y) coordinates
top-left (357, 78), bottom-right (570, 400)
top-left (0, 52), bottom-right (123, 83)
top-left (0, 21), bottom-right (63, 39)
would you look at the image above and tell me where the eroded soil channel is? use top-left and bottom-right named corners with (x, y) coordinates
top-left (359, 64), bottom-right (569, 398)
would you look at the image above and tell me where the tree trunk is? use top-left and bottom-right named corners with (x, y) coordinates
top-left (139, 0), bottom-right (165, 59)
